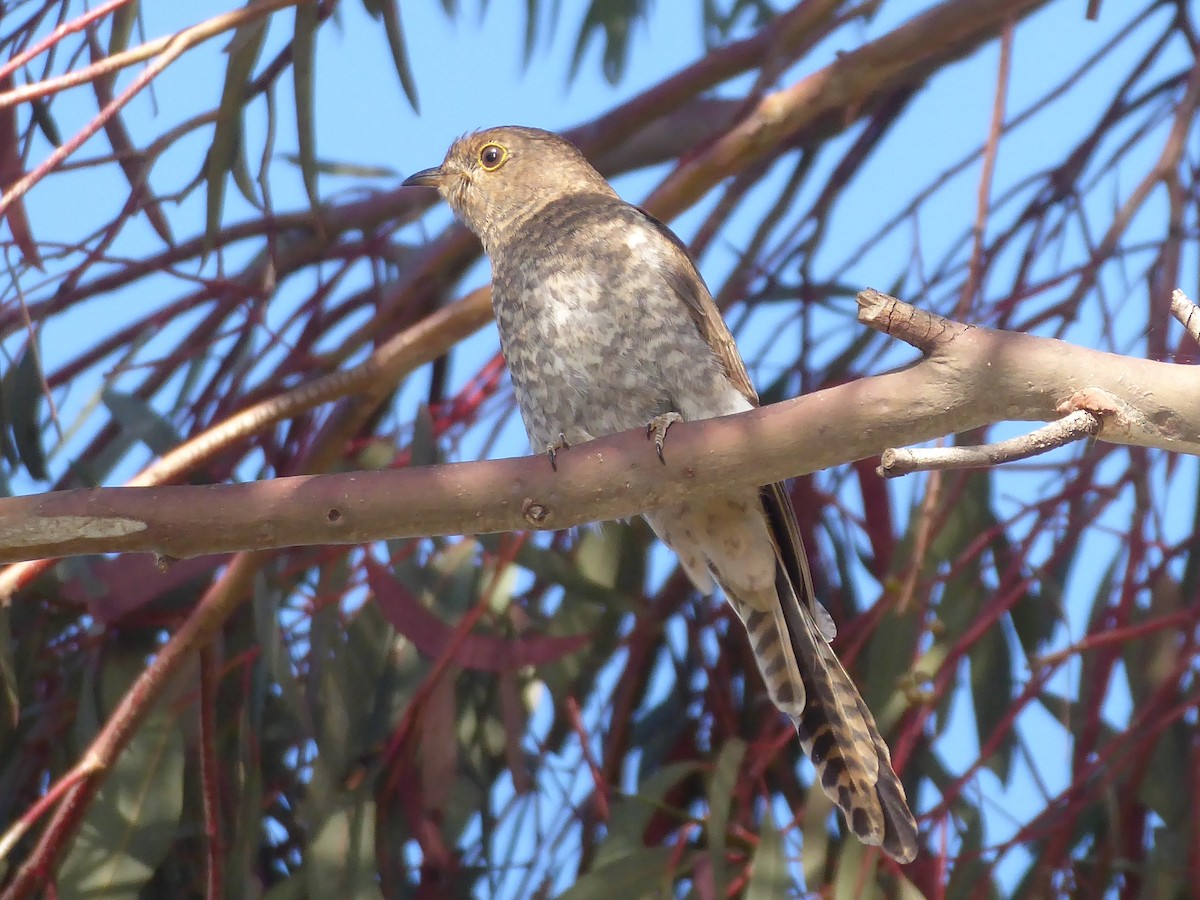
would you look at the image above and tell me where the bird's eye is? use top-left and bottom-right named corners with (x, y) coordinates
top-left (479, 143), bottom-right (508, 171)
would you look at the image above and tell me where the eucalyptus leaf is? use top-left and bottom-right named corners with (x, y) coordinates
top-left (293, 0), bottom-right (321, 214)
top-left (559, 847), bottom-right (680, 900)
top-left (364, 0), bottom-right (420, 111)
top-left (707, 737), bottom-right (746, 898)
top-left (102, 388), bottom-right (182, 456)
top-left (592, 761), bottom-right (701, 869)
top-left (58, 652), bottom-right (188, 898)
top-left (4, 346), bottom-right (47, 480)
top-left (205, 19), bottom-right (267, 244)
top-left (306, 799), bottom-right (384, 900)
top-left (745, 811), bottom-right (790, 900)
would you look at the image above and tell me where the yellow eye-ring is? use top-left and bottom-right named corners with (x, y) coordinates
top-left (479, 143), bottom-right (508, 171)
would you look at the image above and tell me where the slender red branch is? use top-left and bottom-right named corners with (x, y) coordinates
top-left (198, 645), bottom-right (224, 900)
top-left (0, 0), bottom-right (134, 85)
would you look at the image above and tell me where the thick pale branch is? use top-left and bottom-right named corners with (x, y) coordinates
top-left (0, 292), bottom-right (1195, 568)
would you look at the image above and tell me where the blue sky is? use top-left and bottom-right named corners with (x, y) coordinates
top-left (10, 1), bottom-right (1199, 895)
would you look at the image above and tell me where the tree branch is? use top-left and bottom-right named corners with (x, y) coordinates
top-left (1172, 289), bottom-right (1200, 346)
top-left (0, 291), bottom-right (1194, 569)
top-left (646, 0), bottom-right (1053, 220)
top-left (878, 410), bottom-right (1101, 477)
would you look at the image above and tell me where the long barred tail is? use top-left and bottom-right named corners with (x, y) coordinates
top-left (734, 599), bottom-right (918, 862)
top-left (730, 484), bottom-right (919, 863)
top-left (646, 481), bottom-right (918, 861)
top-left (793, 629), bottom-right (918, 862)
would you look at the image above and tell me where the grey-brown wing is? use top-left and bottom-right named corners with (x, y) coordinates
top-left (634, 206), bottom-right (760, 406)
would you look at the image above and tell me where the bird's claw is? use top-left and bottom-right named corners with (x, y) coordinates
top-left (646, 412), bottom-right (683, 464)
top-left (545, 433), bottom-right (570, 471)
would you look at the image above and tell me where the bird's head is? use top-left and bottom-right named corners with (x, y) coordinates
top-left (402, 126), bottom-right (615, 249)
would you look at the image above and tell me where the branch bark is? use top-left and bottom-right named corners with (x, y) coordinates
top-left (0, 291), bottom-right (1194, 570)
top-left (878, 409), bottom-right (1101, 477)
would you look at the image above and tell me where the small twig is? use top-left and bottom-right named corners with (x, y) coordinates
top-left (1171, 288), bottom-right (1200, 347)
top-left (0, 35), bottom-right (187, 218)
top-left (878, 410), bottom-right (1101, 478)
top-left (565, 696), bottom-right (610, 822)
top-left (956, 17), bottom-right (1012, 317)
top-left (0, 0), bottom-right (134, 87)
top-left (896, 467), bottom-right (941, 614)
top-left (0, 0), bottom-right (298, 111)
top-left (1032, 609), bottom-right (1191, 669)
top-left (198, 646), bottom-right (223, 900)
top-left (0, 0), bottom-right (301, 217)
top-left (0, 757), bottom-right (101, 863)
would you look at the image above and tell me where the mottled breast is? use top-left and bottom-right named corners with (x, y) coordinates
top-left (489, 195), bottom-right (737, 447)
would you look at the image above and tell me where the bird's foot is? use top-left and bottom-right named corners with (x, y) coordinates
top-left (544, 433), bottom-right (570, 471)
top-left (646, 412), bottom-right (683, 464)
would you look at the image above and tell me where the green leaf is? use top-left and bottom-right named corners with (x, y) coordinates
top-left (969, 622), bottom-right (1014, 782)
top-left (261, 874), bottom-right (306, 900)
top-left (1136, 717), bottom-right (1190, 827)
top-left (58, 650), bottom-right (187, 898)
top-left (800, 774), bottom-right (832, 882)
top-left (106, 0), bottom-right (139, 56)
top-left (915, 472), bottom-right (997, 733)
top-left (278, 152), bottom-right (399, 179)
top-left (1008, 580), bottom-right (1060, 661)
top-left (306, 799), bottom-right (384, 899)
top-left (29, 98), bottom-right (61, 147)
top-left (206, 19), bottom-right (268, 245)
top-left (863, 606), bottom-right (919, 724)
top-left (833, 837), bottom-right (880, 900)
top-left (230, 133), bottom-right (262, 209)
top-left (102, 388), bottom-right (182, 456)
top-left (0, 603), bottom-right (16, 727)
top-left (410, 402), bottom-right (439, 468)
top-left (593, 761), bottom-right (701, 868)
top-left (559, 847), bottom-right (681, 900)
top-left (363, 0), bottom-right (420, 112)
top-left (292, 0), bottom-right (321, 214)
top-left (570, 0), bottom-right (648, 85)
top-left (631, 678), bottom-right (691, 781)
top-left (479, 532), bottom-right (643, 613)
top-left (1036, 690), bottom-right (1118, 746)
top-left (1142, 824), bottom-right (1188, 900)
top-left (0, 359), bottom-right (18, 469)
top-left (945, 799), bottom-right (998, 900)
top-left (521, 0), bottom-right (540, 65)
top-left (707, 737), bottom-right (745, 898)
top-left (4, 345), bottom-right (47, 480)
top-left (702, 0), bottom-right (775, 49)
top-left (745, 811), bottom-right (789, 900)
top-left (575, 525), bottom-right (623, 587)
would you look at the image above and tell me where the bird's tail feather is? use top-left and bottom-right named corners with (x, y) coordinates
top-left (726, 485), bottom-right (919, 863)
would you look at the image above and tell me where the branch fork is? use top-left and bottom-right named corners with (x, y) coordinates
top-left (863, 288), bottom-right (1200, 478)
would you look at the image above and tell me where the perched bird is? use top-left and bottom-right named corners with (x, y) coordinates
top-left (403, 126), bottom-right (918, 862)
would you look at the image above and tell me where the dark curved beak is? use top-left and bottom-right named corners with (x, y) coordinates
top-left (402, 166), bottom-right (445, 188)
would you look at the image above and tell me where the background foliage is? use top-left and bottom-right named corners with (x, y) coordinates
top-left (1, 1), bottom-right (1198, 897)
